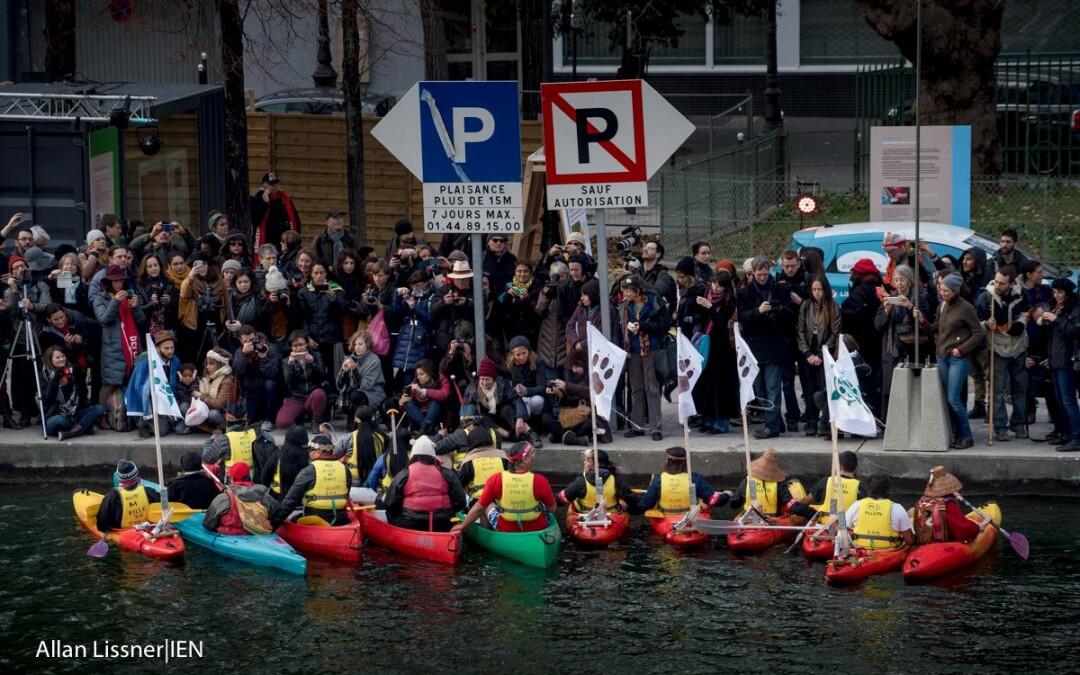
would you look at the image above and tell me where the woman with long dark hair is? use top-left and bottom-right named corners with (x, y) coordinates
top-left (136, 253), bottom-right (177, 337)
top-left (693, 270), bottom-right (741, 434)
top-left (1038, 278), bottom-right (1080, 452)
top-left (262, 425), bottom-right (310, 501)
top-left (798, 274), bottom-right (842, 435)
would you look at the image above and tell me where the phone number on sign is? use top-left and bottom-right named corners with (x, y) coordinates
top-left (424, 221), bottom-right (524, 234)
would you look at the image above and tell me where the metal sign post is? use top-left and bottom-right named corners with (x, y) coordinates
top-left (594, 208), bottom-right (611, 339)
top-left (471, 234), bottom-right (487, 361)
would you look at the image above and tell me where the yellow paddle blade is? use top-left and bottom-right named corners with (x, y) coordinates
top-left (147, 502), bottom-right (201, 522)
top-left (349, 504), bottom-right (376, 512)
top-left (297, 515), bottom-right (331, 527)
top-left (644, 509), bottom-right (666, 519)
top-left (787, 480), bottom-right (807, 500)
top-left (631, 488), bottom-right (646, 495)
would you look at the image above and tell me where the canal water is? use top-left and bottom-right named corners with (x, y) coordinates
top-left (1, 483), bottom-right (1078, 674)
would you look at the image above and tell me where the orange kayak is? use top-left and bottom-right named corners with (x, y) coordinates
top-left (727, 513), bottom-right (807, 554)
top-left (903, 502), bottom-right (1002, 582)
top-left (278, 511), bottom-right (363, 563)
top-left (647, 511), bottom-right (710, 548)
top-left (825, 546), bottom-right (908, 584)
top-left (73, 489), bottom-right (184, 561)
top-left (566, 504), bottom-right (630, 547)
top-left (358, 509), bottom-right (462, 565)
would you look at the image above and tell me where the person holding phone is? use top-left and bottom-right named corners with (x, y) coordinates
top-left (298, 263), bottom-right (346, 390)
top-left (737, 256), bottom-right (795, 439)
top-left (41, 345), bottom-right (103, 440)
top-left (874, 265), bottom-right (929, 422)
top-left (276, 329), bottom-right (328, 430)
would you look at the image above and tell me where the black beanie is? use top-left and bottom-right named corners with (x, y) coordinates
top-left (394, 218), bottom-right (414, 236)
top-left (180, 452), bottom-right (201, 472)
top-left (675, 256), bottom-right (696, 276)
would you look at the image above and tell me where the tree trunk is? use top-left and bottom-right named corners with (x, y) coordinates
top-left (44, 0), bottom-right (75, 81)
top-left (342, 0), bottom-right (367, 241)
top-left (518, 0), bottom-right (547, 118)
top-left (859, 0), bottom-right (1005, 178)
top-left (217, 0), bottom-right (251, 233)
top-left (420, 0), bottom-right (448, 80)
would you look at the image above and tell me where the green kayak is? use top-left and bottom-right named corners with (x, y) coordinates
top-left (463, 513), bottom-right (562, 568)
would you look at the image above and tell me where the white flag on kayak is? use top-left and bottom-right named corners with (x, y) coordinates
top-left (733, 323), bottom-right (759, 412)
top-left (586, 323), bottom-right (626, 423)
top-left (822, 335), bottom-right (876, 437)
top-left (676, 331), bottom-right (703, 423)
top-left (146, 333), bottom-right (182, 419)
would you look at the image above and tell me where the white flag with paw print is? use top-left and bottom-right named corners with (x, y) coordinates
top-left (676, 331), bottom-right (704, 423)
top-left (733, 323), bottom-right (759, 413)
top-left (586, 324), bottom-right (626, 423)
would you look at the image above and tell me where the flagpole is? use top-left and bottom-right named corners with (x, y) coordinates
top-left (586, 327), bottom-right (606, 518)
top-left (146, 333), bottom-right (168, 511)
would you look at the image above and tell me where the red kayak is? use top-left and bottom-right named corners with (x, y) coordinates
top-left (825, 546), bottom-right (908, 584)
top-left (903, 502), bottom-right (1002, 582)
top-left (277, 512), bottom-right (363, 563)
top-left (647, 511), bottom-right (710, 549)
top-left (73, 490), bottom-right (185, 561)
top-left (566, 504), bottom-right (630, 547)
top-left (727, 514), bottom-right (807, 554)
top-left (802, 527), bottom-right (835, 561)
top-left (358, 509), bottom-right (462, 565)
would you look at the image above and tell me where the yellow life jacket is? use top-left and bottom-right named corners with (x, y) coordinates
top-left (742, 477), bottom-right (779, 516)
top-left (578, 471), bottom-right (617, 511)
top-left (225, 429), bottom-right (257, 471)
top-left (811, 476), bottom-right (860, 520)
top-left (495, 471), bottom-right (542, 523)
top-left (269, 459), bottom-right (282, 494)
top-left (852, 498), bottom-right (903, 550)
top-left (379, 451), bottom-right (409, 493)
top-left (116, 485), bottom-right (150, 529)
top-left (658, 472), bottom-right (691, 514)
top-left (466, 456), bottom-right (505, 498)
top-left (347, 428), bottom-right (385, 480)
top-left (303, 459), bottom-right (349, 511)
top-left (452, 427), bottom-right (499, 471)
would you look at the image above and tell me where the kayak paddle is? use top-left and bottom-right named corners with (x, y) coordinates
top-left (147, 502), bottom-right (200, 522)
top-left (955, 494), bottom-right (1030, 560)
top-left (87, 534), bottom-right (109, 558)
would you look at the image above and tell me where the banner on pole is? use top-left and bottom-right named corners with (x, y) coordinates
top-left (676, 331), bottom-right (703, 423)
top-left (822, 336), bottom-right (877, 437)
top-left (586, 324), bottom-right (626, 422)
top-left (733, 323), bottom-right (759, 412)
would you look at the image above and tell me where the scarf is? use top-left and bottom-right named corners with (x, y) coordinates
top-left (117, 297), bottom-right (140, 378)
top-left (508, 277), bottom-right (532, 299)
top-left (253, 191), bottom-right (299, 266)
top-left (199, 363), bottom-right (233, 401)
top-left (46, 366), bottom-right (80, 417)
top-left (165, 265), bottom-right (189, 288)
top-left (328, 228), bottom-right (346, 268)
top-left (478, 383), bottom-right (498, 414)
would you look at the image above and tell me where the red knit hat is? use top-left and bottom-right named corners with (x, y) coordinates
top-left (477, 357), bottom-right (497, 379)
top-left (7, 255), bottom-right (25, 270)
top-left (227, 461), bottom-right (252, 485)
top-left (851, 258), bottom-right (879, 276)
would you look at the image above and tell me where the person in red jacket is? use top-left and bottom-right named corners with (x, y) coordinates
top-left (912, 465), bottom-right (983, 544)
top-left (400, 359), bottom-right (451, 435)
top-left (380, 436), bottom-right (467, 531)
top-left (202, 462), bottom-right (278, 535)
top-left (453, 441), bottom-right (556, 533)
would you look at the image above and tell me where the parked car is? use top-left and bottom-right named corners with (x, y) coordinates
top-left (787, 221), bottom-right (1076, 300)
top-left (253, 88), bottom-right (395, 116)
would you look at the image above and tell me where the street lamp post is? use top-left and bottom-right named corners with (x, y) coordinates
top-left (312, 0), bottom-right (339, 88)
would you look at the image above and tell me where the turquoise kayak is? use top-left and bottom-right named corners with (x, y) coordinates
top-left (127, 477), bottom-right (307, 576)
top-left (464, 513), bottom-right (562, 569)
top-left (174, 513), bottom-right (307, 576)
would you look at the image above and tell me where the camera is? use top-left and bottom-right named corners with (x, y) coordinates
top-left (363, 285), bottom-right (380, 304)
top-left (252, 338), bottom-right (268, 354)
top-left (196, 286), bottom-right (221, 315)
top-left (616, 226), bottom-right (641, 253)
top-left (162, 221), bottom-right (173, 234)
top-left (623, 254), bottom-right (642, 272)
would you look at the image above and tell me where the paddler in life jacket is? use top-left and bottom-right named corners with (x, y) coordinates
top-left (726, 449), bottom-right (816, 521)
top-left (364, 423), bottom-right (412, 493)
top-left (275, 434), bottom-right (352, 526)
top-left (200, 434), bottom-right (232, 484)
top-left (845, 476), bottom-right (915, 550)
top-left (453, 440), bottom-right (556, 533)
top-left (797, 451), bottom-right (866, 523)
top-left (435, 404), bottom-right (501, 469)
top-left (330, 406), bottom-right (386, 486)
top-left (633, 447), bottom-right (728, 515)
top-left (557, 449), bottom-right (627, 513)
top-left (456, 427), bottom-right (509, 503)
top-left (220, 407), bottom-right (275, 482)
top-left (96, 460), bottom-right (161, 531)
top-left (912, 466), bottom-right (983, 545)
top-left (380, 436), bottom-right (467, 532)
top-left (261, 426), bottom-right (310, 502)
top-left (202, 462), bottom-right (279, 535)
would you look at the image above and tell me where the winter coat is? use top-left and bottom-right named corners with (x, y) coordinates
top-left (312, 228), bottom-right (357, 271)
top-left (566, 303), bottom-right (601, 353)
top-left (93, 291), bottom-right (147, 386)
top-left (231, 336), bottom-right (281, 397)
top-left (798, 299), bottom-right (843, 359)
top-left (934, 296), bottom-right (984, 358)
top-left (282, 351), bottom-right (327, 399)
top-left (197, 366), bottom-right (236, 413)
top-left (620, 291), bottom-right (667, 355)
top-left (959, 247), bottom-right (991, 306)
top-left (675, 282), bottom-right (710, 337)
top-left (297, 284), bottom-right (346, 345)
top-left (736, 276), bottom-right (795, 365)
top-left (43, 365), bottom-right (91, 419)
top-left (48, 275), bottom-right (92, 318)
top-left (841, 280), bottom-right (883, 373)
top-left (1047, 301), bottom-right (1080, 370)
top-left (38, 309), bottom-right (97, 367)
top-left (873, 291), bottom-right (929, 359)
top-left (231, 290), bottom-right (270, 335)
top-left (3, 279), bottom-right (51, 317)
top-left (642, 262), bottom-right (677, 309)
top-left (390, 291), bottom-right (433, 372)
top-left (335, 350), bottom-right (386, 411)
top-left (975, 279), bottom-right (1029, 358)
top-left (534, 289), bottom-right (565, 369)
top-left (429, 286), bottom-right (475, 356)
top-left (483, 250), bottom-right (518, 300)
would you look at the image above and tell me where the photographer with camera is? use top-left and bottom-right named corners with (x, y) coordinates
top-left (482, 234), bottom-right (517, 298)
top-left (277, 329), bottom-right (329, 430)
top-left (336, 330), bottom-right (386, 428)
top-left (539, 347), bottom-right (602, 446)
top-left (640, 241), bottom-right (676, 309)
top-left (232, 325), bottom-right (281, 432)
top-left (93, 264), bottom-right (146, 413)
top-left (534, 260), bottom-right (568, 383)
top-left (129, 220), bottom-right (194, 263)
top-left (41, 345), bottom-right (103, 440)
top-left (47, 252), bottom-right (91, 319)
top-left (39, 303), bottom-right (96, 377)
top-left (177, 255), bottom-right (226, 363)
top-left (430, 260), bottom-right (475, 363)
top-left (390, 270), bottom-right (435, 387)
top-left (296, 263), bottom-right (346, 392)
top-left (227, 269), bottom-right (269, 339)
top-left (3, 255), bottom-right (51, 315)
top-left (493, 260), bottom-right (540, 351)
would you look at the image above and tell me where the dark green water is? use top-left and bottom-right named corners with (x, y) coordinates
top-left (1, 483), bottom-right (1079, 674)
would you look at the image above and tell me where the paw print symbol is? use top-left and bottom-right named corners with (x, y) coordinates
top-left (738, 353), bottom-right (752, 378)
top-left (591, 354), bottom-right (614, 394)
top-left (677, 357), bottom-right (695, 393)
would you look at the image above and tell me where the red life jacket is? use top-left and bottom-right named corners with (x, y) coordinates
top-left (402, 462), bottom-right (451, 513)
top-left (216, 490), bottom-right (248, 536)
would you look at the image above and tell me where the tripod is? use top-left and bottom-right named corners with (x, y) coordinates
top-left (197, 320), bottom-right (221, 360)
top-left (1, 307), bottom-right (48, 438)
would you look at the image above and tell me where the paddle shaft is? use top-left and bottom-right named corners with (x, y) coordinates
top-left (741, 409), bottom-right (758, 510)
top-left (988, 330), bottom-right (994, 446)
top-left (954, 494), bottom-right (1011, 537)
top-left (587, 352), bottom-right (606, 517)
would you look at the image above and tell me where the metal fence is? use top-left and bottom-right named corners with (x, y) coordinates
top-left (657, 173), bottom-right (1080, 265)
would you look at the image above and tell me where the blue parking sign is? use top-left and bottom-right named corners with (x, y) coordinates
top-left (418, 81), bottom-right (521, 184)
